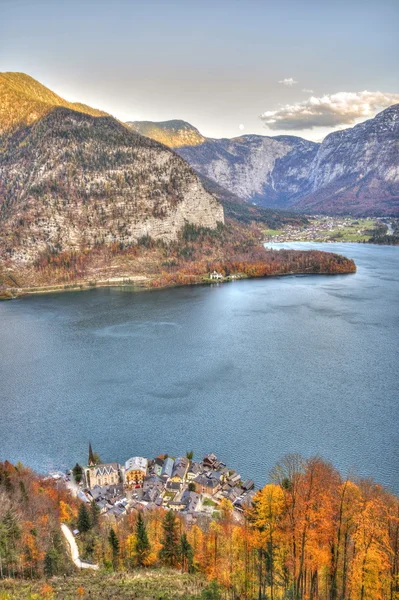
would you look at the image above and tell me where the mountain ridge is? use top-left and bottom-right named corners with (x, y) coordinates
top-left (130, 107), bottom-right (399, 216)
top-left (0, 72), bottom-right (109, 136)
top-left (127, 119), bottom-right (206, 147)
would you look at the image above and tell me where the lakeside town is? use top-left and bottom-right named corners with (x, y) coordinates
top-left (263, 215), bottom-right (394, 243)
top-left (50, 446), bottom-right (256, 525)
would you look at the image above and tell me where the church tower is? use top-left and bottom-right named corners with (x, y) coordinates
top-left (88, 442), bottom-right (96, 467)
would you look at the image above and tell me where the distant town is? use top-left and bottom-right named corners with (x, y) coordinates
top-left (263, 215), bottom-right (395, 244)
top-left (49, 446), bottom-right (256, 524)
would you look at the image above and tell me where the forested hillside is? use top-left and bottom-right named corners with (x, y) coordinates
top-left (1, 457), bottom-right (398, 599)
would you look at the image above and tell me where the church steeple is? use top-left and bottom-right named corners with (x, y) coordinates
top-left (88, 442), bottom-right (95, 466)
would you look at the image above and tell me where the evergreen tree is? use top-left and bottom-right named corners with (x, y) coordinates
top-left (201, 580), bottom-right (222, 600)
top-left (72, 463), bottom-right (83, 484)
top-left (77, 503), bottom-right (91, 533)
top-left (90, 500), bottom-right (100, 528)
top-left (44, 547), bottom-right (60, 577)
top-left (108, 527), bottom-right (120, 569)
top-left (135, 511), bottom-right (151, 566)
top-left (159, 510), bottom-right (179, 567)
top-left (179, 533), bottom-right (194, 573)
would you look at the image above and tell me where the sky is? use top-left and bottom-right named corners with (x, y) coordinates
top-left (1, 0), bottom-right (398, 141)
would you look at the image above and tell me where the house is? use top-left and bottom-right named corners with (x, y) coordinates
top-left (242, 480), bottom-right (255, 492)
top-left (166, 480), bottom-right (182, 493)
top-left (210, 271), bottom-right (223, 280)
top-left (208, 471), bottom-right (226, 484)
top-left (153, 456), bottom-right (164, 476)
top-left (187, 462), bottom-right (202, 481)
top-left (193, 473), bottom-right (221, 496)
top-left (143, 486), bottom-right (161, 504)
top-left (170, 457), bottom-right (189, 483)
top-left (124, 457), bottom-right (148, 486)
top-left (161, 457), bottom-right (174, 479)
top-left (143, 475), bottom-right (164, 492)
top-left (227, 472), bottom-right (241, 486)
top-left (234, 491), bottom-right (256, 512)
top-left (84, 463), bottom-right (121, 489)
top-left (224, 486), bottom-right (242, 502)
top-left (203, 453), bottom-right (218, 469)
top-left (181, 490), bottom-right (202, 513)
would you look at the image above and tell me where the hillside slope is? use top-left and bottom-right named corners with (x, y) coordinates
top-left (127, 119), bottom-right (206, 147)
top-left (0, 72), bottom-right (108, 136)
top-left (0, 107), bottom-right (223, 264)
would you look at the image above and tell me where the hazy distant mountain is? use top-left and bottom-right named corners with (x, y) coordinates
top-left (0, 75), bottom-right (223, 264)
top-left (127, 119), bottom-right (206, 148)
top-left (132, 108), bottom-right (399, 216)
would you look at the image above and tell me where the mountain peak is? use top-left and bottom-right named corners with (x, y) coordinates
top-left (126, 119), bottom-right (206, 148)
top-left (0, 71), bottom-right (108, 136)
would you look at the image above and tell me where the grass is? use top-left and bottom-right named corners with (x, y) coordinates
top-left (202, 498), bottom-right (217, 507)
top-left (0, 570), bottom-right (207, 599)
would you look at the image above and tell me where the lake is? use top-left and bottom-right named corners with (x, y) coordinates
top-left (0, 242), bottom-right (398, 492)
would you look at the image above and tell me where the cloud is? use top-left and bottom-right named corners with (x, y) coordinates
top-left (278, 78), bottom-right (297, 86)
top-left (260, 91), bottom-right (399, 130)
top-left (238, 123), bottom-right (244, 130)
top-left (301, 88), bottom-right (314, 93)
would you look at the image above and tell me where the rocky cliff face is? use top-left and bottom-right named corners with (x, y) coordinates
top-left (0, 108), bottom-right (224, 263)
top-left (133, 107), bottom-right (399, 215)
top-left (177, 135), bottom-right (319, 208)
top-left (295, 104), bottom-right (399, 215)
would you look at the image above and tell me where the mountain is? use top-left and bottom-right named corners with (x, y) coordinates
top-left (0, 73), bottom-right (356, 296)
top-left (295, 104), bottom-right (399, 215)
top-left (0, 107), bottom-right (223, 264)
top-left (0, 72), bottom-right (108, 136)
top-left (177, 134), bottom-right (319, 208)
top-left (127, 119), bottom-right (206, 148)
top-left (131, 107), bottom-right (399, 216)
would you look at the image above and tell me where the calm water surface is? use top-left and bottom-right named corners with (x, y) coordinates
top-left (0, 243), bottom-right (398, 491)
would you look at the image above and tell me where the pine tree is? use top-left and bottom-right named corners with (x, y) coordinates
top-left (108, 527), bottom-right (120, 569)
top-left (159, 510), bottom-right (179, 567)
top-left (44, 547), bottom-right (60, 577)
top-left (72, 463), bottom-right (83, 483)
top-left (179, 533), bottom-right (194, 573)
top-left (90, 500), bottom-right (100, 528)
top-left (135, 511), bottom-right (151, 566)
top-left (77, 503), bottom-right (91, 533)
top-left (201, 580), bottom-right (222, 600)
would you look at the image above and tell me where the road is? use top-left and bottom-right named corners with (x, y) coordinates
top-left (61, 523), bottom-right (99, 570)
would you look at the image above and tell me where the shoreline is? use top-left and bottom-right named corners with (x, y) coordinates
top-left (1, 266), bottom-right (356, 301)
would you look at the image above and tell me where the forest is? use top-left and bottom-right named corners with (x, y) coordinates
top-left (0, 220), bottom-right (356, 299)
top-left (0, 455), bottom-right (398, 600)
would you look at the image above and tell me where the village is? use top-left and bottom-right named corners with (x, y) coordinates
top-left (262, 215), bottom-right (385, 243)
top-left (57, 446), bottom-right (256, 523)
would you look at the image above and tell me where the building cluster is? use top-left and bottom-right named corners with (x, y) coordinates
top-left (264, 216), bottom-right (365, 243)
top-left (75, 445), bottom-right (256, 520)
